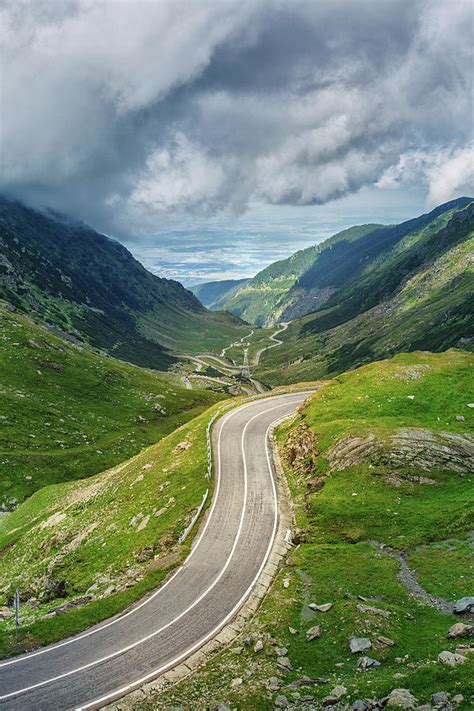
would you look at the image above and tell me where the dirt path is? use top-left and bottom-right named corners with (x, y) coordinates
top-left (368, 540), bottom-right (454, 614)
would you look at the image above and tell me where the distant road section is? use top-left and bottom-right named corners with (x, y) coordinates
top-left (0, 391), bottom-right (309, 711)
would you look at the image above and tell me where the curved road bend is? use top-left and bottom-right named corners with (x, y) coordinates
top-left (0, 391), bottom-right (310, 711)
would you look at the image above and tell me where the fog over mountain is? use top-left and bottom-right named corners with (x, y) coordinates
top-left (1, 0), bottom-right (472, 246)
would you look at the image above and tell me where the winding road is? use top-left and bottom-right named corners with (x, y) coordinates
top-left (0, 391), bottom-right (310, 711)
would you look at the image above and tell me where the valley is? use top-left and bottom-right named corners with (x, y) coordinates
top-left (0, 196), bottom-right (472, 710)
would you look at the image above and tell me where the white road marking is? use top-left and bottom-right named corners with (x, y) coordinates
top-left (0, 396), bottom-right (304, 704)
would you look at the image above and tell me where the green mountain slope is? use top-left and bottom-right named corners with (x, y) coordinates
top-left (255, 200), bottom-right (474, 385)
top-left (220, 225), bottom-right (384, 326)
top-left (0, 197), bottom-right (246, 368)
top-left (0, 302), bottom-right (222, 508)
top-left (190, 279), bottom-right (249, 309)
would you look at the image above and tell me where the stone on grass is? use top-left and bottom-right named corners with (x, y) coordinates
top-left (438, 650), bottom-right (467, 666)
top-left (309, 602), bottom-right (333, 612)
top-left (289, 627), bottom-right (298, 635)
top-left (267, 677), bottom-right (280, 691)
top-left (274, 695), bottom-right (290, 708)
top-left (377, 635), bottom-right (395, 646)
top-left (231, 646), bottom-right (243, 654)
top-left (230, 677), bottom-right (243, 688)
top-left (453, 596), bottom-right (474, 614)
top-left (356, 656), bottom-right (381, 670)
top-left (329, 686), bottom-right (347, 698)
top-left (306, 625), bottom-right (322, 641)
top-left (352, 701), bottom-right (368, 711)
top-left (349, 636), bottom-right (372, 653)
top-left (277, 656), bottom-right (293, 671)
top-left (283, 578), bottom-right (290, 589)
top-left (253, 639), bottom-right (264, 653)
top-left (452, 695), bottom-right (464, 705)
top-left (386, 688), bottom-right (417, 708)
top-left (448, 622), bottom-right (472, 638)
top-left (275, 647), bottom-right (288, 656)
top-left (431, 692), bottom-right (449, 707)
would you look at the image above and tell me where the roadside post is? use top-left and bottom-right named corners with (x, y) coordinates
top-left (14, 589), bottom-right (20, 631)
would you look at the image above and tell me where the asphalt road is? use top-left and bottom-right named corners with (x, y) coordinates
top-left (0, 391), bottom-right (309, 711)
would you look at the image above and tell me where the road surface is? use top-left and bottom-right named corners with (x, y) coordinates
top-left (0, 391), bottom-right (310, 711)
top-left (253, 322), bottom-right (289, 366)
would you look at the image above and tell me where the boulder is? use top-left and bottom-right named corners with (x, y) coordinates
top-left (431, 692), bottom-right (449, 707)
top-left (437, 651), bottom-right (467, 666)
top-left (274, 696), bottom-right (290, 708)
top-left (357, 656), bottom-right (381, 670)
top-left (349, 636), bottom-right (372, 653)
top-left (447, 622), bottom-right (472, 638)
top-left (453, 596), bottom-right (474, 614)
top-left (309, 602), bottom-right (333, 612)
top-left (386, 689), bottom-right (418, 708)
top-left (277, 656), bottom-right (293, 671)
top-left (377, 635), bottom-right (395, 646)
top-left (306, 625), bottom-right (322, 641)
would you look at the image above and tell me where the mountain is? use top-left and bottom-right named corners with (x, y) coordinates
top-left (190, 278), bottom-right (249, 310)
top-left (0, 302), bottom-right (221, 509)
top-left (0, 197), bottom-right (246, 369)
top-left (220, 197), bottom-right (473, 327)
top-left (217, 224), bottom-right (386, 325)
top-left (254, 198), bottom-right (473, 384)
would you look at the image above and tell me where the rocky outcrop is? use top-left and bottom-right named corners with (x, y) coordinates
top-left (327, 428), bottom-right (474, 474)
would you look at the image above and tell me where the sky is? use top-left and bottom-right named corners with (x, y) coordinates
top-left (1, 0), bottom-right (473, 284)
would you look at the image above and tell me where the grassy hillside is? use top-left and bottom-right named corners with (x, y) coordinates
top-left (137, 351), bottom-right (474, 710)
top-left (0, 302), bottom-right (222, 508)
top-left (220, 225), bottom-right (383, 326)
top-left (0, 401), bottom-right (226, 657)
top-left (0, 197), bottom-right (247, 367)
top-left (190, 279), bottom-right (250, 310)
top-left (255, 201), bottom-right (474, 385)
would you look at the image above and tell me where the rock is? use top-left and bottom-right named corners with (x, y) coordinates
top-left (309, 602), bottom-right (333, 612)
top-left (386, 689), bottom-right (418, 708)
top-left (43, 577), bottom-right (67, 601)
top-left (452, 695), bottom-right (464, 705)
top-left (438, 651), bottom-right (467, 666)
top-left (230, 677), bottom-right (243, 688)
top-left (283, 578), bottom-right (290, 589)
top-left (349, 636), bottom-right (372, 653)
top-left (275, 696), bottom-right (290, 708)
top-left (289, 626), bottom-right (298, 635)
top-left (253, 639), bottom-right (264, 653)
top-left (244, 635), bottom-right (253, 646)
top-left (130, 513), bottom-right (143, 527)
top-left (356, 656), bottom-right (381, 670)
top-left (447, 622), bottom-right (472, 638)
top-left (267, 677), bottom-right (280, 691)
top-left (277, 656), bottom-right (293, 671)
top-left (431, 692), bottom-right (449, 707)
top-left (306, 625), bottom-right (322, 641)
top-left (414, 706), bottom-right (432, 711)
top-left (174, 441), bottom-right (191, 451)
top-left (453, 596), bottom-right (474, 614)
top-left (232, 646), bottom-right (244, 654)
top-left (357, 604), bottom-right (391, 618)
top-left (275, 647), bottom-right (288, 656)
top-left (407, 395), bottom-right (415, 400)
top-left (377, 635), bottom-right (395, 646)
top-left (215, 705), bottom-right (232, 711)
top-left (455, 415), bottom-right (465, 422)
top-left (353, 702), bottom-right (369, 711)
top-left (405, 612), bottom-right (414, 620)
top-left (142, 463), bottom-right (153, 470)
top-left (136, 514), bottom-right (150, 532)
top-left (330, 686), bottom-right (347, 698)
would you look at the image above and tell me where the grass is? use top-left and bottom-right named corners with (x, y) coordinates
top-left (136, 351), bottom-right (474, 709)
top-left (0, 303), bottom-right (223, 505)
top-left (0, 400), bottom-right (225, 657)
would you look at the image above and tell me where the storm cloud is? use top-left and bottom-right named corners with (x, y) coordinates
top-left (0, 0), bottom-right (472, 235)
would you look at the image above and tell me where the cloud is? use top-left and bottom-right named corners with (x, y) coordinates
top-left (0, 0), bottom-right (472, 235)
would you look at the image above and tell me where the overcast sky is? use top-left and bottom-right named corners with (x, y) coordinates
top-left (1, 0), bottom-right (473, 281)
